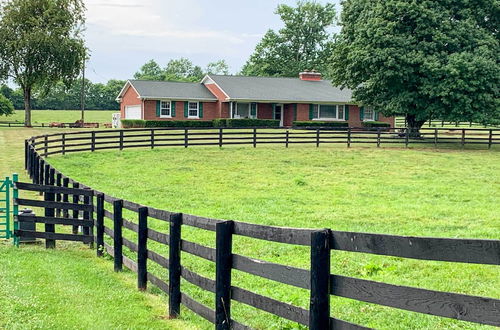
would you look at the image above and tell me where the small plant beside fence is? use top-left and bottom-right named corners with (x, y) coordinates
top-left (15, 132), bottom-right (500, 329)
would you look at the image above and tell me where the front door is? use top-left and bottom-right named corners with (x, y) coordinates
top-left (274, 104), bottom-right (283, 126)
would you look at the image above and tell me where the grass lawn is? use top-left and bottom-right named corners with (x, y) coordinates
top-left (47, 145), bottom-right (500, 329)
top-left (0, 127), bottom-right (202, 329)
top-left (2, 110), bottom-right (116, 124)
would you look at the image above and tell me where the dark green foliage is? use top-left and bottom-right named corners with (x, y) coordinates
top-left (0, 94), bottom-right (14, 116)
top-left (212, 118), bottom-right (226, 127)
top-left (134, 58), bottom-right (230, 82)
top-left (144, 120), bottom-right (213, 128)
top-left (293, 121), bottom-right (348, 127)
top-left (362, 121), bottom-right (391, 128)
top-left (0, 0), bottom-right (87, 126)
top-left (331, 0), bottom-right (500, 132)
top-left (223, 119), bottom-right (280, 127)
top-left (241, 1), bottom-right (336, 77)
top-left (121, 120), bottom-right (146, 128)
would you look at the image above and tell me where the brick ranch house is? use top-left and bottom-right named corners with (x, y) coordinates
top-left (116, 72), bottom-right (395, 127)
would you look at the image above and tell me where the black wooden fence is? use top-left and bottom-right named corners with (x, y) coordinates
top-left (19, 131), bottom-right (500, 329)
top-left (395, 117), bottom-right (500, 129)
top-left (26, 127), bottom-right (500, 158)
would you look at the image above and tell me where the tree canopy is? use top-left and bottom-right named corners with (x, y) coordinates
top-left (134, 58), bottom-right (231, 82)
top-left (0, 0), bottom-right (87, 126)
top-left (330, 0), bottom-right (500, 131)
top-left (241, 1), bottom-right (336, 77)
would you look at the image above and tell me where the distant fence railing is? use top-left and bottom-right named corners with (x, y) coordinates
top-left (25, 127), bottom-right (500, 158)
top-left (18, 131), bottom-right (500, 329)
top-left (395, 117), bottom-right (500, 129)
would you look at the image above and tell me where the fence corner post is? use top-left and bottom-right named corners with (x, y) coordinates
top-left (215, 220), bottom-right (234, 330)
top-left (96, 193), bottom-right (105, 257)
top-left (309, 229), bottom-right (331, 330)
top-left (168, 212), bottom-right (183, 318)
top-left (113, 199), bottom-right (123, 272)
top-left (137, 206), bottom-right (148, 291)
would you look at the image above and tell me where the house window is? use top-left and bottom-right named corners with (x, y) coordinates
top-left (312, 104), bottom-right (345, 120)
top-left (188, 102), bottom-right (199, 118)
top-left (364, 108), bottom-right (375, 121)
top-left (160, 101), bottom-right (171, 117)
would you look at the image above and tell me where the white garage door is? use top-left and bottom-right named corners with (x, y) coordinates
top-left (125, 105), bottom-right (141, 119)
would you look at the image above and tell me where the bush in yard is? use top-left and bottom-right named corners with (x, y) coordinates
top-left (145, 120), bottom-right (213, 128)
top-left (362, 121), bottom-right (391, 128)
top-left (223, 119), bottom-right (280, 127)
top-left (121, 119), bottom-right (146, 128)
top-left (293, 121), bottom-right (348, 127)
top-left (212, 118), bottom-right (225, 127)
top-left (0, 94), bottom-right (14, 117)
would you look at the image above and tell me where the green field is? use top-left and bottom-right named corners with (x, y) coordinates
top-left (0, 127), bottom-right (201, 329)
top-left (2, 110), bottom-right (116, 124)
top-left (46, 144), bottom-right (500, 329)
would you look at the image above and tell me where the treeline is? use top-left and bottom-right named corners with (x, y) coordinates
top-left (0, 79), bottom-right (123, 111)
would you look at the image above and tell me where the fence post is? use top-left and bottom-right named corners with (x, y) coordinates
top-left (91, 131), bottom-right (96, 152)
top-left (83, 189), bottom-right (93, 247)
top-left (461, 129), bottom-right (465, 149)
top-left (45, 166), bottom-right (56, 249)
top-left (137, 206), bottom-right (148, 291)
top-left (215, 220), bottom-right (234, 330)
top-left (184, 128), bottom-right (188, 148)
top-left (56, 173), bottom-right (62, 217)
top-left (72, 182), bottom-right (80, 234)
top-left (113, 199), bottom-right (123, 272)
top-left (38, 158), bottom-right (44, 187)
top-left (219, 128), bottom-right (223, 147)
top-left (62, 178), bottom-right (69, 218)
top-left (309, 229), bottom-right (331, 330)
top-left (316, 129), bottom-right (320, 147)
top-left (488, 129), bottom-right (493, 149)
top-left (151, 129), bottom-right (155, 149)
top-left (168, 213), bottom-right (182, 318)
top-left (286, 129), bottom-right (289, 148)
top-left (44, 135), bottom-right (48, 157)
top-left (377, 128), bottom-right (381, 147)
top-left (24, 140), bottom-right (28, 170)
top-left (96, 193), bottom-right (104, 257)
top-left (253, 128), bottom-right (257, 148)
top-left (347, 127), bottom-right (351, 148)
top-left (434, 128), bottom-right (438, 148)
top-left (62, 133), bottom-right (66, 155)
top-left (405, 128), bottom-right (409, 148)
top-left (119, 130), bottom-right (124, 150)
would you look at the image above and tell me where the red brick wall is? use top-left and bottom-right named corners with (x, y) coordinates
top-left (205, 84), bottom-right (227, 101)
top-left (257, 103), bottom-right (273, 119)
top-left (348, 105), bottom-right (362, 127)
top-left (120, 85), bottom-right (141, 119)
top-left (296, 103), bottom-right (311, 121)
top-left (144, 100), bottom-right (217, 121)
top-left (221, 102), bottom-right (230, 118)
top-left (283, 104), bottom-right (294, 126)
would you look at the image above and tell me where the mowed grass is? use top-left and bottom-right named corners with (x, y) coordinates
top-left (3, 110), bottom-right (116, 124)
top-left (0, 127), bottom-right (202, 330)
top-left (48, 145), bottom-right (500, 329)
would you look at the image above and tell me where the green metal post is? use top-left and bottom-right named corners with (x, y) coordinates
top-left (13, 174), bottom-right (19, 246)
top-left (4, 176), bottom-right (10, 240)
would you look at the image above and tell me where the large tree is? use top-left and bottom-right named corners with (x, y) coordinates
top-left (0, 0), bottom-right (86, 126)
top-left (241, 1), bottom-right (336, 77)
top-left (331, 0), bottom-right (500, 133)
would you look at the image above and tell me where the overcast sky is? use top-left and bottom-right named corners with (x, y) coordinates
top-left (84, 0), bottom-right (340, 83)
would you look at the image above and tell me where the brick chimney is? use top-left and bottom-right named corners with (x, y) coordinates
top-left (299, 70), bottom-right (322, 81)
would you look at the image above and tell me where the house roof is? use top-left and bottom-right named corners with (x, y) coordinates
top-left (117, 80), bottom-right (218, 101)
top-left (205, 75), bottom-right (353, 103)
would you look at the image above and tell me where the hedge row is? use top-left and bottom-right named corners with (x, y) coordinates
top-left (122, 119), bottom-right (280, 128)
top-left (293, 121), bottom-right (349, 127)
top-left (122, 119), bottom-right (391, 129)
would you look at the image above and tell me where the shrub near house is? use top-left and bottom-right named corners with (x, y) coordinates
top-left (116, 72), bottom-right (395, 128)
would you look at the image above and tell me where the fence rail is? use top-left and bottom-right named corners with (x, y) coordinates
top-left (23, 127), bottom-right (500, 159)
top-left (17, 130), bottom-right (500, 329)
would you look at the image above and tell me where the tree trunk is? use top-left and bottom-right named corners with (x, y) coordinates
top-left (23, 87), bottom-right (32, 127)
top-left (405, 114), bottom-right (426, 137)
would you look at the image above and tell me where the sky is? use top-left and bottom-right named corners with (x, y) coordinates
top-left (84, 0), bottom-right (340, 83)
